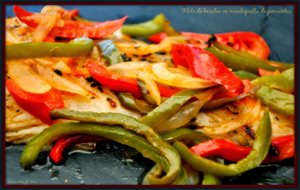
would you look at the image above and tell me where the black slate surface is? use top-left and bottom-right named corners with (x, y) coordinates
top-left (5, 5), bottom-right (294, 185)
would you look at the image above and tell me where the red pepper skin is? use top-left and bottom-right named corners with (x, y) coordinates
top-left (148, 32), bottom-right (168, 43)
top-left (14, 5), bottom-right (127, 39)
top-left (191, 139), bottom-right (252, 162)
top-left (6, 79), bottom-right (64, 124)
top-left (86, 60), bottom-right (143, 98)
top-left (216, 32), bottom-right (270, 60)
top-left (264, 135), bottom-right (295, 163)
top-left (48, 17), bottom-right (127, 39)
top-left (157, 85), bottom-right (181, 98)
top-left (172, 44), bottom-right (244, 95)
top-left (191, 135), bottom-right (295, 163)
top-left (49, 135), bottom-right (103, 164)
top-left (171, 44), bottom-right (189, 68)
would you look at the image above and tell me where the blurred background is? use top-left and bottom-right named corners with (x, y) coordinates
top-left (6, 5), bottom-right (294, 62)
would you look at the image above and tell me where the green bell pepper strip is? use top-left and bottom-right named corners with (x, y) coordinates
top-left (233, 70), bottom-right (258, 80)
top-left (50, 109), bottom-right (181, 185)
top-left (6, 37), bottom-right (94, 60)
top-left (155, 88), bottom-right (217, 133)
top-left (173, 109), bottom-right (272, 177)
top-left (117, 92), bottom-right (154, 114)
top-left (205, 46), bottom-right (278, 74)
top-left (212, 42), bottom-right (294, 71)
top-left (202, 173), bottom-right (221, 185)
top-left (121, 14), bottom-right (166, 37)
top-left (20, 122), bottom-right (167, 171)
top-left (173, 165), bottom-right (200, 185)
top-left (143, 164), bottom-right (199, 185)
top-left (137, 80), bottom-right (158, 106)
top-left (202, 93), bottom-right (249, 110)
top-left (255, 85), bottom-right (294, 116)
top-left (141, 89), bottom-right (202, 130)
top-left (252, 68), bottom-right (294, 93)
top-left (155, 100), bottom-right (206, 133)
top-left (97, 40), bottom-right (123, 65)
top-left (161, 128), bottom-right (210, 144)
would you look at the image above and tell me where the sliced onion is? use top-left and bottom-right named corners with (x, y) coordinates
top-left (115, 36), bottom-right (186, 55)
top-left (52, 60), bottom-right (72, 74)
top-left (32, 11), bottom-right (60, 42)
top-left (36, 64), bottom-right (88, 96)
top-left (7, 60), bottom-right (52, 94)
top-left (137, 71), bottom-right (161, 105)
top-left (148, 62), bottom-right (216, 89)
top-left (194, 97), bottom-right (262, 135)
top-left (108, 61), bottom-right (149, 78)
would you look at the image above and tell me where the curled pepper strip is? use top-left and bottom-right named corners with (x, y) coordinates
top-left (20, 122), bottom-right (168, 176)
top-left (173, 109), bottom-right (272, 177)
top-left (50, 109), bottom-right (181, 185)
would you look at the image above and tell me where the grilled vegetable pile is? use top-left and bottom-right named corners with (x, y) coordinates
top-left (5, 5), bottom-right (294, 185)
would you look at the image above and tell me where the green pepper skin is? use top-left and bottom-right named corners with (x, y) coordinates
top-left (121, 14), bottom-right (166, 37)
top-left (206, 46), bottom-right (277, 74)
top-left (20, 122), bottom-right (167, 171)
top-left (142, 89), bottom-right (201, 130)
top-left (233, 70), bottom-right (258, 80)
top-left (50, 109), bottom-right (180, 185)
top-left (173, 165), bottom-right (200, 185)
top-left (155, 95), bottom-right (213, 133)
top-left (255, 86), bottom-right (294, 115)
top-left (161, 128), bottom-right (210, 144)
top-left (173, 109), bottom-right (272, 177)
top-left (202, 173), bottom-right (221, 185)
top-left (252, 68), bottom-right (294, 93)
top-left (211, 42), bottom-right (294, 71)
top-left (6, 37), bottom-right (94, 60)
top-left (117, 92), bottom-right (154, 114)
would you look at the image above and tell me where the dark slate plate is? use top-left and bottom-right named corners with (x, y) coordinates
top-left (5, 5), bottom-right (294, 185)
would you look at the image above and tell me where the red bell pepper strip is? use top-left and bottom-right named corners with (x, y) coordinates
top-left (6, 79), bottom-right (64, 124)
top-left (14, 5), bottom-right (127, 39)
top-left (216, 32), bottom-right (270, 60)
top-left (191, 139), bottom-right (252, 162)
top-left (86, 60), bottom-right (143, 98)
top-left (49, 135), bottom-right (103, 164)
top-left (148, 32), bottom-right (168, 43)
top-left (172, 44), bottom-right (244, 95)
top-left (191, 135), bottom-right (294, 163)
top-left (264, 135), bottom-right (295, 163)
top-left (157, 85), bottom-right (181, 98)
